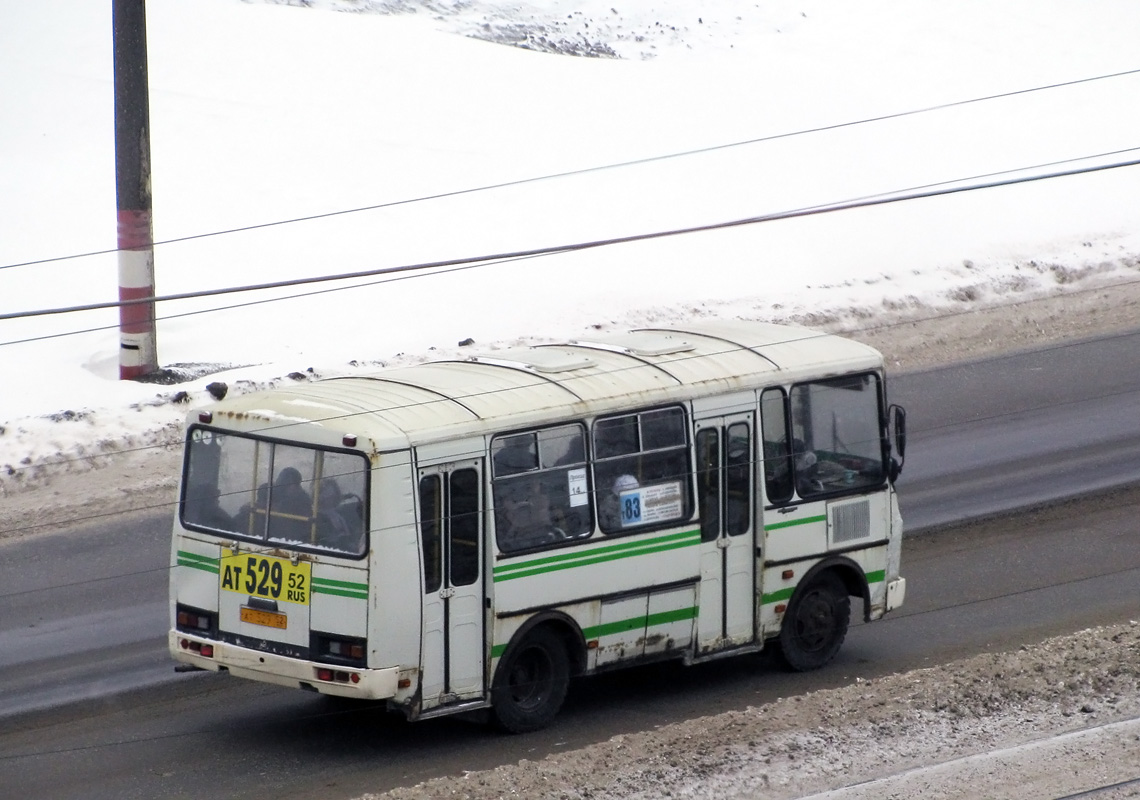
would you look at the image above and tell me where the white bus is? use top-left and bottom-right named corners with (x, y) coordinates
top-left (170, 320), bottom-right (907, 732)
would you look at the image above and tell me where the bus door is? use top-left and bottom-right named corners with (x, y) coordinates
top-left (693, 411), bottom-right (755, 653)
top-left (417, 460), bottom-right (484, 707)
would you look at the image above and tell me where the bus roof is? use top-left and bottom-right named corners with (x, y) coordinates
top-left (199, 321), bottom-right (884, 450)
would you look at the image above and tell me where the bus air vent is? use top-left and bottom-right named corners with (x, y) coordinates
top-left (467, 348), bottom-right (596, 373)
top-left (829, 499), bottom-right (871, 545)
top-left (569, 331), bottom-right (695, 357)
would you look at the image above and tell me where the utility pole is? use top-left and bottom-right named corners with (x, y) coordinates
top-left (113, 0), bottom-right (159, 379)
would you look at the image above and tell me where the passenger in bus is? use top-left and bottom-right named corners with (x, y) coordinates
top-left (762, 438), bottom-right (792, 500)
top-left (498, 476), bottom-right (556, 549)
top-left (493, 438), bottom-right (537, 476)
top-left (793, 440), bottom-right (823, 496)
top-left (316, 478), bottom-right (360, 552)
top-left (267, 467), bottom-right (313, 542)
top-left (186, 481), bottom-right (233, 531)
top-left (235, 481), bottom-right (274, 537)
top-left (598, 474), bottom-right (638, 532)
top-left (552, 433), bottom-right (586, 467)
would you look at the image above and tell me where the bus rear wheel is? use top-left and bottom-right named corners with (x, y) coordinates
top-left (776, 571), bottom-right (850, 671)
top-left (491, 627), bottom-right (570, 734)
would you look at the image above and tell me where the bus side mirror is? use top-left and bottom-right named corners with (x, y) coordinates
top-left (888, 404), bottom-right (907, 478)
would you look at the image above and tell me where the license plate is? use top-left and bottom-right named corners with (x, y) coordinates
top-left (240, 606), bottom-right (287, 630)
top-left (220, 549), bottom-right (312, 606)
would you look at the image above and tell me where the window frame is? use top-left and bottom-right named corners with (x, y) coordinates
top-left (179, 424), bottom-right (370, 559)
top-left (490, 422), bottom-right (593, 556)
top-left (762, 372), bottom-right (888, 507)
top-left (591, 405), bottom-right (693, 537)
top-left (761, 388), bottom-right (794, 505)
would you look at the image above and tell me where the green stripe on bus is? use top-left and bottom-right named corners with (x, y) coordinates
top-left (312, 577), bottom-right (368, 600)
top-left (763, 515), bottom-right (827, 532)
top-left (583, 615), bottom-right (643, 638)
top-left (580, 605), bottom-right (700, 640)
top-left (762, 569), bottom-right (889, 605)
top-left (312, 586), bottom-right (368, 599)
top-left (493, 529), bottom-right (698, 576)
top-left (762, 587), bottom-right (795, 605)
top-left (491, 605), bottom-right (699, 659)
top-left (177, 551), bottom-right (219, 574)
top-left (493, 529), bottom-right (700, 583)
top-left (496, 539), bottom-right (699, 582)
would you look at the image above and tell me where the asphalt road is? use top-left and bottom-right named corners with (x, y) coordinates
top-left (890, 328), bottom-right (1140, 528)
top-left (1, 330), bottom-right (1139, 798)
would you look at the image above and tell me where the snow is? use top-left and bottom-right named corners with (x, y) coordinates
top-left (2, 0), bottom-right (1140, 485)
top-left (357, 620), bottom-right (1140, 800)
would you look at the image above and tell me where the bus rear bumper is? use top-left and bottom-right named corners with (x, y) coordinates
top-left (168, 630), bottom-right (399, 700)
top-left (885, 577), bottom-right (906, 612)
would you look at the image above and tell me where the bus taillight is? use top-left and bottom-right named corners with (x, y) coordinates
top-left (312, 633), bottom-right (367, 666)
top-left (180, 639), bottom-right (215, 658)
top-left (177, 610), bottom-right (209, 630)
top-left (315, 668), bottom-right (359, 684)
top-left (176, 605), bottom-right (216, 636)
top-left (329, 640), bottom-right (365, 660)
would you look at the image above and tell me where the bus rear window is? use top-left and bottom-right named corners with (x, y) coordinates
top-left (181, 428), bottom-right (368, 557)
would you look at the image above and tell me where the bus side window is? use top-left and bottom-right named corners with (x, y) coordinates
top-left (593, 406), bottom-right (691, 535)
top-left (725, 422), bottom-right (751, 536)
top-left (419, 475), bottom-right (443, 594)
top-left (761, 389), bottom-right (793, 504)
top-left (449, 469), bottom-right (480, 587)
top-left (696, 428), bottom-right (720, 543)
top-left (492, 424), bottom-right (592, 554)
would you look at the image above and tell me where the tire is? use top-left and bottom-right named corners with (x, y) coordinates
top-left (490, 626), bottom-right (570, 734)
top-left (776, 571), bottom-right (850, 672)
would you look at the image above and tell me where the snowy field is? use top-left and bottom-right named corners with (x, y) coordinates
top-left (361, 618), bottom-right (1140, 800)
top-left (2, 0), bottom-right (1139, 493)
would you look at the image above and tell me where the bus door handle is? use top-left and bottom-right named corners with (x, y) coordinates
top-left (439, 587), bottom-right (455, 599)
top-left (777, 506), bottom-right (799, 514)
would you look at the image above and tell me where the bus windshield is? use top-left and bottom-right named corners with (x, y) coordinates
top-left (181, 427), bottom-right (368, 557)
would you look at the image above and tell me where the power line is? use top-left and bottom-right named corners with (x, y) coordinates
top-left (3, 66), bottom-right (1139, 274)
top-left (3, 147), bottom-right (1139, 325)
top-left (0, 252), bottom-right (543, 348)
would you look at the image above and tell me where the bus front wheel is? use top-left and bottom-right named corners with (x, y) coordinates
top-left (776, 571), bottom-right (850, 671)
top-left (491, 627), bottom-right (570, 733)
